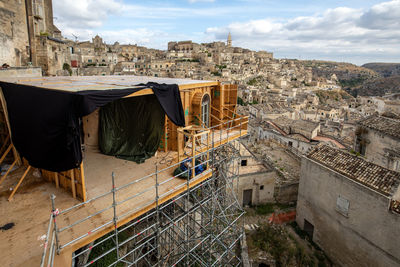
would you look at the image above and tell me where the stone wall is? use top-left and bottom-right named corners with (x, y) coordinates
top-left (0, 0), bottom-right (29, 66)
top-left (363, 129), bottom-right (400, 171)
top-left (237, 171), bottom-right (276, 206)
top-left (296, 157), bottom-right (400, 267)
top-left (0, 67), bottom-right (41, 78)
top-left (274, 181), bottom-right (298, 203)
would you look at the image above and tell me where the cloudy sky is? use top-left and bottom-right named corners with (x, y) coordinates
top-left (53, 0), bottom-right (400, 65)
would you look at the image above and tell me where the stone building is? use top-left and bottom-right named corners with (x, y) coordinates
top-left (0, 0), bottom-right (69, 75)
top-left (297, 145), bottom-right (400, 267)
top-left (235, 141), bottom-right (276, 206)
top-left (355, 115), bottom-right (400, 171)
top-left (0, 0), bottom-right (30, 66)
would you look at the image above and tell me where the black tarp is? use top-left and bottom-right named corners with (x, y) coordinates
top-left (0, 81), bottom-right (185, 172)
top-left (99, 95), bottom-right (165, 163)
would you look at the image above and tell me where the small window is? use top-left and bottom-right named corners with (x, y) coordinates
top-left (241, 160), bottom-right (247, 166)
top-left (260, 185), bottom-right (264, 190)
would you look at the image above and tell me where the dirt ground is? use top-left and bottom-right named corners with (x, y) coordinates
top-left (243, 205), bottom-right (334, 267)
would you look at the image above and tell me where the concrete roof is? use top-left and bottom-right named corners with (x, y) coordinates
top-left (358, 115), bottom-right (400, 140)
top-left (307, 145), bottom-right (400, 197)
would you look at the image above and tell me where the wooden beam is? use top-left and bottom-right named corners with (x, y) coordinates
top-left (123, 88), bottom-right (153, 98)
top-left (0, 87), bottom-right (21, 165)
top-left (0, 158), bottom-right (17, 187)
top-left (0, 143), bottom-right (12, 165)
top-left (178, 82), bottom-right (218, 91)
top-left (79, 163), bottom-right (87, 202)
top-left (8, 165), bottom-right (31, 201)
top-left (0, 135), bottom-right (10, 155)
top-left (192, 135), bottom-right (195, 179)
top-left (54, 172), bottom-right (59, 188)
top-left (70, 169), bottom-right (76, 199)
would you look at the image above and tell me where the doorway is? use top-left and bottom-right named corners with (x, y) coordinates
top-left (243, 189), bottom-right (253, 206)
top-left (304, 219), bottom-right (314, 240)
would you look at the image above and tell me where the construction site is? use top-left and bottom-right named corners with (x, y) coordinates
top-left (0, 76), bottom-right (248, 266)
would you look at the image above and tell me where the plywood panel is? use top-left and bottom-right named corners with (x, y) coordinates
top-left (41, 165), bottom-right (86, 201)
top-left (82, 109), bottom-right (99, 148)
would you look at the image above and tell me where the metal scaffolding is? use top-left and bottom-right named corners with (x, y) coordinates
top-left (40, 118), bottom-right (246, 267)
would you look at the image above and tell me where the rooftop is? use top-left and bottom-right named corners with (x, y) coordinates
top-left (307, 145), bottom-right (400, 197)
top-left (358, 115), bottom-right (400, 140)
top-left (0, 75), bottom-right (217, 93)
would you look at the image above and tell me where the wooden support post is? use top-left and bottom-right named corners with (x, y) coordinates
top-left (192, 135), bottom-right (195, 179)
top-left (177, 128), bottom-right (183, 162)
top-left (0, 158), bottom-right (17, 187)
top-left (164, 116), bottom-right (168, 153)
top-left (54, 172), bottom-right (59, 188)
top-left (80, 163), bottom-right (87, 202)
top-left (0, 143), bottom-right (12, 165)
top-left (207, 132), bottom-right (210, 170)
top-left (8, 165), bottom-right (31, 201)
top-left (0, 135), bottom-right (10, 155)
top-left (0, 88), bottom-right (21, 165)
top-left (70, 169), bottom-right (76, 199)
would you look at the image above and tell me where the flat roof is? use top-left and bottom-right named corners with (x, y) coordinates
top-left (0, 75), bottom-right (217, 92)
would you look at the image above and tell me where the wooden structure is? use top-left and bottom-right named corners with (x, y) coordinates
top-left (0, 76), bottom-right (247, 202)
top-left (0, 75), bottom-right (249, 267)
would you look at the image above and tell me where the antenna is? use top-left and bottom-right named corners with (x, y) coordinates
top-left (72, 34), bottom-right (78, 42)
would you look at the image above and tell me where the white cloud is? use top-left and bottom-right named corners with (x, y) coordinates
top-left (54, 0), bottom-right (123, 29)
top-left (205, 0), bottom-right (400, 63)
top-left (53, 0), bottom-right (400, 64)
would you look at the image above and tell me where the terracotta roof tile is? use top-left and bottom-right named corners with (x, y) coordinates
top-left (358, 115), bottom-right (400, 139)
top-left (307, 145), bottom-right (400, 196)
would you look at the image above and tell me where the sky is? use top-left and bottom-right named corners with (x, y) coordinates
top-left (53, 0), bottom-right (400, 65)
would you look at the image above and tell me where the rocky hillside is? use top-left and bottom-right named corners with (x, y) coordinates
top-left (302, 60), bottom-right (378, 84)
top-left (302, 60), bottom-right (400, 97)
top-left (362, 63), bottom-right (400, 78)
top-left (351, 75), bottom-right (400, 97)
top-left (315, 90), bottom-right (353, 104)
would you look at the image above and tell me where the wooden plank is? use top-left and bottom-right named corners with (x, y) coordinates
top-left (192, 135), bottom-right (195, 179)
top-left (79, 163), bottom-right (87, 202)
top-left (0, 135), bottom-right (10, 155)
top-left (8, 165), bottom-right (31, 201)
top-left (54, 172), bottom-right (59, 188)
top-left (70, 169), bottom-right (76, 199)
top-left (0, 143), bottom-right (12, 165)
top-left (123, 88), bottom-right (153, 98)
top-left (178, 82), bottom-right (218, 90)
top-left (0, 158), bottom-right (17, 187)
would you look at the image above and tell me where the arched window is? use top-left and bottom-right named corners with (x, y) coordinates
top-left (201, 94), bottom-right (210, 127)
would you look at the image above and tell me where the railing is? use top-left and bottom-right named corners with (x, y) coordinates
top-left (40, 117), bottom-right (248, 266)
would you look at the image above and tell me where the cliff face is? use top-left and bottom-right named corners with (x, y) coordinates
top-left (302, 60), bottom-right (400, 97)
top-left (352, 76), bottom-right (400, 96)
top-left (302, 60), bottom-right (378, 82)
top-left (362, 63), bottom-right (400, 78)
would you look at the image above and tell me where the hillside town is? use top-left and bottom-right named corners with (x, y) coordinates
top-left (1, 0), bottom-right (400, 266)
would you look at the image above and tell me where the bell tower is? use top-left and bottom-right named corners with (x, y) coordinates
top-left (227, 32), bottom-right (232, 48)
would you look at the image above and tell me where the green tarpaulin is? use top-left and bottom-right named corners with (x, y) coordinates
top-left (99, 95), bottom-right (165, 163)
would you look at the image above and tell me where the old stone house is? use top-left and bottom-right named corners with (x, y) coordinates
top-left (234, 141), bottom-right (276, 206)
top-left (297, 145), bottom-right (400, 267)
top-left (355, 115), bottom-right (400, 171)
